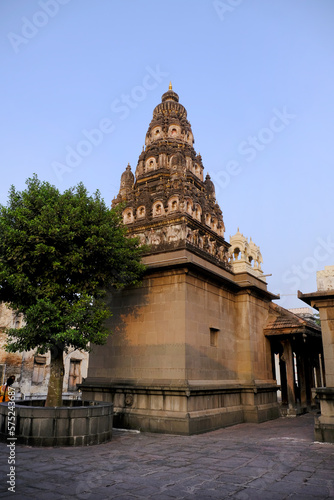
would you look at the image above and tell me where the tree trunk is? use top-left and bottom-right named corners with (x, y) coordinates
top-left (45, 347), bottom-right (64, 407)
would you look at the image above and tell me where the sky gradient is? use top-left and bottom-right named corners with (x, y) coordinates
top-left (1, 0), bottom-right (333, 309)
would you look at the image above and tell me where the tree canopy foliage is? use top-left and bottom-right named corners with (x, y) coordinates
top-left (0, 175), bottom-right (145, 404)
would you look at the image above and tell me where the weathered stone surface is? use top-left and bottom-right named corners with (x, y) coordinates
top-left (0, 400), bottom-right (113, 446)
top-left (317, 265), bottom-right (334, 291)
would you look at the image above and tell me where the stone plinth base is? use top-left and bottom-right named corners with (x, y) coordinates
top-left (314, 388), bottom-right (334, 443)
top-left (279, 405), bottom-right (308, 418)
top-left (0, 400), bottom-right (113, 446)
top-left (81, 380), bottom-right (279, 435)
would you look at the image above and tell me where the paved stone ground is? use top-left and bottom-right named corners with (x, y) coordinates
top-left (0, 412), bottom-right (333, 499)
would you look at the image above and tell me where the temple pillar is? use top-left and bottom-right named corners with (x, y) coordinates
top-left (315, 299), bottom-right (334, 442)
top-left (281, 340), bottom-right (296, 415)
top-left (296, 349), bottom-right (307, 410)
top-left (299, 265), bottom-right (334, 442)
top-left (279, 355), bottom-right (288, 405)
top-left (314, 356), bottom-right (322, 388)
top-left (320, 352), bottom-right (326, 387)
top-left (305, 352), bottom-right (314, 405)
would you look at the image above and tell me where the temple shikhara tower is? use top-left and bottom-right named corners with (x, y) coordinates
top-left (82, 85), bottom-right (283, 433)
top-left (112, 83), bottom-right (230, 266)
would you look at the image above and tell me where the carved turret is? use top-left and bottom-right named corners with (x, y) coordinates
top-left (228, 229), bottom-right (264, 279)
top-left (119, 163), bottom-right (134, 199)
top-left (204, 173), bottom-right (215, 200)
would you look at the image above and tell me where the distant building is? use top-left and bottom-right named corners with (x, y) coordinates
top-left (0, 303), bottom-right (88, 400)
top-left (288, 307), bottom-right (319, 321)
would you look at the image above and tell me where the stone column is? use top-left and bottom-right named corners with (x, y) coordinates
top-left (281, 340), bottom-right (296, 414)
top-left (299, 265), bottom-right (334, 442)
top-left (296, 349), bottom-right (307, 409)
top-left (314, 357), bottom-right (322, 388)
top-left (279, 355), bottom-right (288, 405)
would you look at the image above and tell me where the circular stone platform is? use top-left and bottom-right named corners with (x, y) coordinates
top-left (0, 399), bottom-right (113, 446)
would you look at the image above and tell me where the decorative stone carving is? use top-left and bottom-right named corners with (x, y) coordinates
top-left (136, 206), bottom-right (146, 219)
top-left (167, 196), bottom-right (179, 214)
top-left (167, 225), bottom-right (182, 243)
top-left (317, 266), bottom-right (334, 291)
top-left (229, 229), bottom-right (264, 278)
top-left (122, 207), bottom-right (134, 224)
top-left (124, 394), bottom-right (134, 407)
top-left (148, 228), bottom-right (160, 245)
top-left (152, 201), bottom-right (165, 217)
top-left (204, 173), bottom-right (215, 200)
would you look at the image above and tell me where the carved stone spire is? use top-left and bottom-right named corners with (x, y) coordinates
top-left (112, 86), bottom-right (230, 269)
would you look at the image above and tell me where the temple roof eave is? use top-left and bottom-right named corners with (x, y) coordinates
top-left (264, 301), bottom-right (321, 338)
top-left (264, 325), bottom-right (321, 338)
top-left (298, 289), bottom-right (334, 309)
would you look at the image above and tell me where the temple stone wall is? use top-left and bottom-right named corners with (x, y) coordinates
top-left (84, 251), bottom-right (279, 433)
top-left (184, 271), bottom-right (237, 382)
top-left (234, 292), bottom-right (273, 383)
top-left (88, 264), bottom-right (275, 387)
top-left (88, 268), bottom-right (187, 382)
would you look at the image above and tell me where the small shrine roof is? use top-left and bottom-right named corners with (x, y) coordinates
top-left (264, 303), bottom-right (321, 337)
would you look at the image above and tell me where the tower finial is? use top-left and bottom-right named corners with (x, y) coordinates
top-left (169, 81), bottom-right (172, 90)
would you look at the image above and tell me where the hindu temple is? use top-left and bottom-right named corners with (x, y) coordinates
top-left (81, 85), bottom-right (322, 434)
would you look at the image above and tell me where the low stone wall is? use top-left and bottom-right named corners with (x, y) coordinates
top-left (0, 400), bottom-right (113, 446)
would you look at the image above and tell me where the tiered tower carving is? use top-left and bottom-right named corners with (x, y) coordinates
top-left (112, 84), bottom-right (230, 268)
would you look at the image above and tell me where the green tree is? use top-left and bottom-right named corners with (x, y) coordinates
top-left (0, 175), bottom-right (145, 406)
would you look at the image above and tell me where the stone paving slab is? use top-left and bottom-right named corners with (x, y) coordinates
top-left (0, 412), bottom-right (333, 499)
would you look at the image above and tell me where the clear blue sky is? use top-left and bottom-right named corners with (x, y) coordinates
top-left (1, 0), bottom-right (333, 309)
